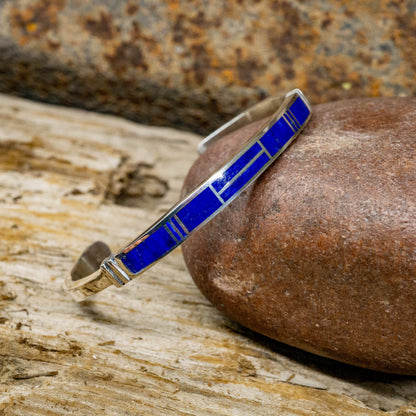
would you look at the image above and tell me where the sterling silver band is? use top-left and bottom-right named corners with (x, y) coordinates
top-left (65, 89), bottom-right (312, 301)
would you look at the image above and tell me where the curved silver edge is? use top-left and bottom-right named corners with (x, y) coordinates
top-left (65, 89), bottom-right (311, 300)
top-left (197, 94), bottom-right (287, 155)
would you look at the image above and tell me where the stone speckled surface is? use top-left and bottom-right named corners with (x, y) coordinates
top-left (181, 97), bottom-right (416, 375)
top-left (0, 0), bottom-right (415, 133)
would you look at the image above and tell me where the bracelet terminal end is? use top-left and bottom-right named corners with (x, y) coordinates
top-left (65, 241), bottom-right (114, 301)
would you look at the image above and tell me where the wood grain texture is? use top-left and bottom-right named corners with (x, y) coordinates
top-left (0, 94), bottom-right (415, 415)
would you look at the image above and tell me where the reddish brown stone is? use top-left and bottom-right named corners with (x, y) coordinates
top-left (181, 97), bottom-right (416, 375)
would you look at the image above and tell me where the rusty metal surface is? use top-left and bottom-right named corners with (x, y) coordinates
top-left (0, 0), bottom-right (415, 133)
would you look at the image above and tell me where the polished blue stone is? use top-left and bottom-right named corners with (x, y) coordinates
top-left (269, 117), bottom-right (294, 148)
top-left (165, 221), bottom-right (182, 241)
top-left (170, 216), bottom-right (186, 237)
top-left (176, 186), bottom-right (222, 232)
top-left (212, 142), bottom-right (262, 193)
top-left (119, 226), bottom-right (176, 274)
top-left (285, 112), bottom-right (299, 130)
top-left (260, 129), bottom-right (281, 156)
top-left (289, 96), bottom-right (310, 125)
top-left (220, 152), bottom-right (270, 202)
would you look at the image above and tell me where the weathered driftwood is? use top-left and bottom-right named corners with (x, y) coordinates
top-left (0, 94), bottom-right (415, 415)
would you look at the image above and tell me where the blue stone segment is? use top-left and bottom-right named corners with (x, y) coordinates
top-left (285, 112), bottom-right (299, 130)
top-left (212, 142), bottom-right (262, 193)
top-left (220, 152), bottom-right (270, 202)
top-left (289, 96), bottom-right (310, 125)
top-left (170, 216), bottom-right (186, 236)
top-left (260, 129), bottom-right (281, 156)
top-left (270, 117), bottom-right (294, 148)
top-left (119, 226), bottom-right (176, 274)
top-left (176, 187), bottom-right (222, 232)
top-left (165, 221), bottom-right (182, 241)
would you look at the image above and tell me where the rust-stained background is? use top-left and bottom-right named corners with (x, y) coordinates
top-left (0, 0), bottom-right (415, 133)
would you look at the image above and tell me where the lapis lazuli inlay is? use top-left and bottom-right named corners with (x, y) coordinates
top-left (165, 221), bottom-right (182, 241)
top-left (289, 96), bottom-right (310, 125)
top-left (260, 129), bottom-right (281, 156)
top-left (220, 152), bottom-right (270, 202)
top-left (285, 112), bottom-right (299, 131)
top-left (270, 117), bottom-right (294, 148)
top-left (176, 187), bottom-right (222, 232)
top-left (118, 94), bottom-right (310, 276)
top-left (120, 226), bottom-right (176, 274)
top-left (212, 142), bottom-right (262, 193)
top-left (170, 216), bottom-right (187, 236)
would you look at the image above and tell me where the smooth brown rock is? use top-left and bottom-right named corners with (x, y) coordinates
top-left (0, 1), bottom-right (415, 134)
top-left (181, 97), bottom-right (416, 375)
